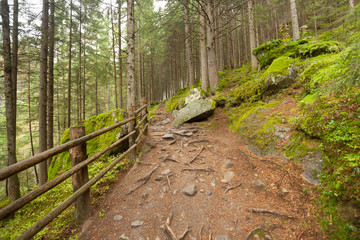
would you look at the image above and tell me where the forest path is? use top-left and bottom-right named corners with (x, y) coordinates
top-left (79, 103), bottom-right (323, 240)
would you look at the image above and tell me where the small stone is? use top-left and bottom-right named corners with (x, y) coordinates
top-left (245, 215), bottom-right (250, 221)
top-left (184, 143), bottom-right (189, 147)
top-left (221, 171), bottom-right (235, 183)
top-left (131, 220), bottom-right (144, 228)
top-left (199, 178), bottom-right (205, 183)
top-left (173, 190), bottom-right (178, 195)
top-left (211, 181), bottom-right (216, 188)
top-left (206, 190), bottom-right (212, 196)
top-left (189, 149), bottom-right (196, 152)
top-left (162, 133), bottom-right (174, 140)
top-left (160, 163), bottom-right (166, 167)
top-left (137, 236), bottom-right (145, 240)
top-left (254, 180), bottom-right (265, 191)
top-left (214, 146), bottom-right (220, 151)
top-left (281, 118), bottom-right (287, 124)
top-left (161, 148), bottom-right (166, 151)
top-left (120, 233), bottom-right (129, 240)
top-left (155, 237), bottom-right (161, 240)
top-left (200, 189), bottom-right (204, 193)
top-left (214, 235), bottom-right (232, 240)
top-left (142, 193), bottom-right (149, 200)
top-left (222, 160), bottom-right (234, 169)
top-left (282, 188), bottom-right (289, 194)
top-left (182, 184), bottom-right (198, 196)
top-left (169, 140), bottom-right (176, 145)
top-left (161, 169), bottom-right (171, 175)
top-left (138, 201), bottom-right (142, 205)
top-left (181, 211), bottom-right (186, 218)
top-left (155, 176), bottom-right (163, 181)
top-left (113, 215), bottom-right (123, 221)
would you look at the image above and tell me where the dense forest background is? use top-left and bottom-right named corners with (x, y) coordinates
top-left (0, 0), bottom-right (359, 237)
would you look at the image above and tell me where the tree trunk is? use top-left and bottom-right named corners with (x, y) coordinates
top-left (205, 0), bottom-right (219, 95)
top-left (48, 0), bottom-right (55, 168)
top-left (39, 0), bottom-right (49, 185)
top-left (2, 0), bottom-right (21, 201)
top-left (248, 0), bottom-right (258, 69)
top-left (118, 0), bottom-right (123, 109)
top-left (350, 0), bottom-right (355, 10)
top-left (289, 0), bottom-right (300, 40)
top-left (199, 2), bottom-right (209, 93)
top-left (127, 0), bottom-right (136, 108)
top-left (83, 27), bottom-right (86, 120)
top-left (68, 0), bottom-right (73, 128)
top-left (217, 5), bottom-right (224, 71)
top-left (184, 0), bottom-right (195, 87)
top-left (78, 3), bottom-right (82, 122)
top-left (111, 5), bottom-right (118, 109)
top-left (137, 20), bottom-right (142, 102)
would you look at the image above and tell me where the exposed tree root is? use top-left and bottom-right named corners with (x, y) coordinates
top-left (237, 149), bottom-right (257, 169)
top-left (224, 182), bottom-right (242, 193)
top-left (247, 208), bottom-right (297, 219)
top-left (188, 146), bottom-right (205, 164)
top-left (126, 165), bottom-right (159, 195)
top-left (188, 139), bottom-right (209, 145)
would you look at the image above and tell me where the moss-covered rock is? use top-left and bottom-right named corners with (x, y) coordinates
top-left (48, 109), bottom-right (126, 180)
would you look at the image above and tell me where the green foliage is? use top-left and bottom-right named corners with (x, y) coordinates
top-left (261, 56), bottom-right (295, 80)
top-left (164, 88), bottom-right (190, 112)
top-left (148, 103), bottom-right (161, 119)
top-left (48, 109), bottom-right (126, 180)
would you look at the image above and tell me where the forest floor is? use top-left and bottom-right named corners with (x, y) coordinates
top-left (79, 103), bottom-right (325, 240)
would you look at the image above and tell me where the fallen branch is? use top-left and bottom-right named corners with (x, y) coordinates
top-left (247, 208), bottom-right (296, 219)
top-left (181, 167), bottom-right (214, 173)
top-left (224, 182), bottom-right (242, 193)
top-left (164, 155), bottom-right (182, 164)
top-left (188, 146), bottom-right (205, 164)
top-left (188, 139), bottom-right (209, 145)
top-left (126, 165), bottom-right (159, 195)
top-left (167, 174), bottom-right (174, 192)
top-left (165, 212), bottom-right (177, 240)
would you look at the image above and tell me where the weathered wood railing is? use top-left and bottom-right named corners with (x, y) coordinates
top-left (0, 99), bottom-right (149, 240)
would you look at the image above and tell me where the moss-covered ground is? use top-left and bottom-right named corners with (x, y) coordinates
top-left (213, 14), bottom-right (360, 238)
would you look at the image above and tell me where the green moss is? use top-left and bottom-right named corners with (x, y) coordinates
top-left (165, 88), bottom-right (189, 112)
top-left (148, 103), bottom-right (161, 119)
top-left (48, 109), bottom-right (125, 180)
top-left (298, 41), bottom-right (341, 58)
top-left (261, 56), bottom-right (295, 81)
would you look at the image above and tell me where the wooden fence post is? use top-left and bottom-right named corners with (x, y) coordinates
top-left (128, 106), bottom-right (137, 159)
top-left (141, 97), bottom-right (148, 136)
top-left (69, 126), bottom-right (91, 224)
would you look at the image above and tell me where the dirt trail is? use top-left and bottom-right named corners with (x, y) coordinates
top-left (80, 104), bottom-right (324, 240)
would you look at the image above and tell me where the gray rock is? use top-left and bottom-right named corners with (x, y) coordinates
top-left (119, 233), bottom-right (129, 240)
top-left (221, 171), bottom-right (235, 183)
top-left (264, 64), bottom-right (297, 95)
top-left (222, 160), bottom-right (234, 169)
top-left (214, 235), bottom-right (232, 240)
top-left (111, 125), bottom-right (129, 155)
top-left (141, 140), bottom-right (156, 154)
top-left (211, 180), bottom-right (216, 188)
top-left (182, 184), bottom-right (198, 196)
top-left (274, 125), bottom-right (291, 140)
top-left (301, 150), bottom-right (323, 185)
top-left (113, 215), bottom-right (123, 221)
top-left (185, 88), bottom-right (206, 105)
top-left (206, 190), bottom-right (212, 196)
top-left (155, 176), bottom-right (163, 181)
top-left (161, 169), bottom-right (171, 175)
top-left (131, 220), bottom-right (144, 228)
top-left (162, 133), bottom-right (175, 140)
top-left (172, 99), bottom-right (216, 127)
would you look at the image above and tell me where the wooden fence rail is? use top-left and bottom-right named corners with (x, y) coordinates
top-left (0, 101), bottom-right (149, 240)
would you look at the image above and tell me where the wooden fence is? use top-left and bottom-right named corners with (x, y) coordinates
top-left (0, 99), bottom-right (149, 240)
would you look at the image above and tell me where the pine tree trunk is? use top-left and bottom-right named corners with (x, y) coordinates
top-left (68, 0), bottom-right (73, 128)
top-left (2, 0), bottom-right (21, 201)
top-left (127, 0), bottom-right (136, 108)
top-left (350, 0), bottom-right (355, 10)
top-left (184, 0), bottom-right (195, 87)
top-left (199, 5), bottom-right (209, 93)
top-left (78, 3), bottom-right (82, 122)
top-left (83, 28), bottom-right (86, 120)
top-left (289, 0), bottom-right (300, 40)
top-left (248, 0), bottom-right (258, 69)
top-left (111, 5), bottom-right (118, 109)
top-left (118, 1), bottom-right (123, 109)
top-left (217, 5), bottom-right (224, 71)
top-left (205, 0), bottom-right (219, 95)
top-left (39, 0), bottom-right (49, 186)
top-left (48, 0), bottom-right (55, 168)
top-left (137, 21), bottom-right (142, 102)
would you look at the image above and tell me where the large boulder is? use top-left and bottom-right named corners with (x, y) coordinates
top-left (184, 88), bottom-right (206, 105)
top-left (172, 99), bottom-right (216, 127)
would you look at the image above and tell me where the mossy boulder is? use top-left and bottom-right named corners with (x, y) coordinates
top-left (184, 88), bottom-right (206, 105)
top-left (48, 109), bottom-right (126, 180)
top-left (172, 98), bottom-right (216, 127)
top-left (262, 56), bottom-right (297, 95)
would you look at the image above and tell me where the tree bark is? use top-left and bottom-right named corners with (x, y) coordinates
top-left (118, 0), bottom-right (123, 109)
top-left (2, 0), bottom-right (21, 201)
top-left (350, 0), bottom-right (355, 10)
top-left (137, 20), bottom-right (142, 102)
top-left (184, 0), bottom-right (195, 87)
top-left (205, 0), bottom-right (219, 95)
top-left (217, 5), bottom-right (224, 71)
top-left (68, 0), bottom-right (73, 128)
top-left (289, 0), bottom-right (300, 40)
top-left (48, 0), bottom-right (55, 168)
top-left (199, 7), bottom-right (209, 93)
top-left (39, 0), bottom-right (49, 185)
top-left (111, 5), bottom-right (118, 109)
top-left (126, 0), bottom-right (136, 110)
top-left (248, 0), bottom-right (258, 69)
